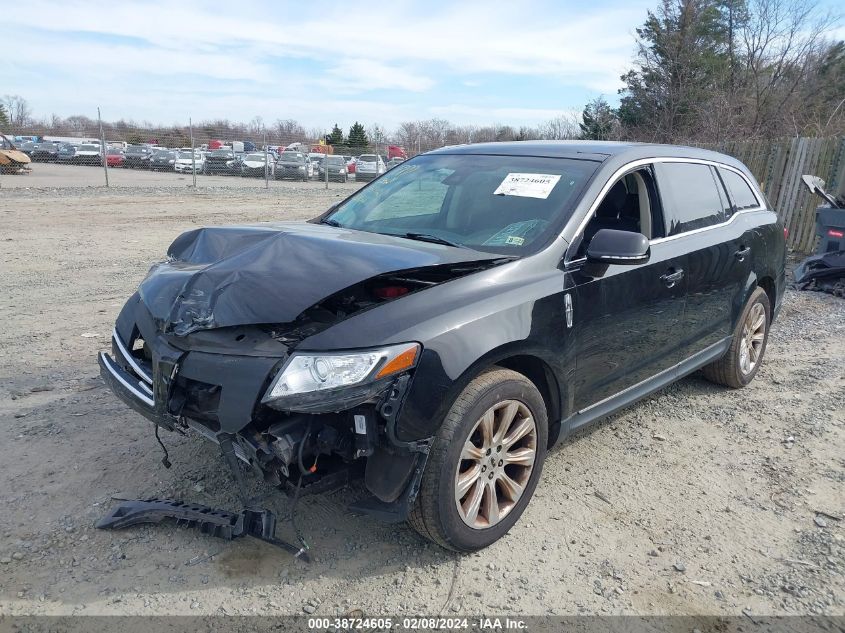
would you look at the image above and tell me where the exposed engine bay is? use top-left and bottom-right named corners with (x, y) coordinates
top-left (98, 222), bottom-right (509, 531)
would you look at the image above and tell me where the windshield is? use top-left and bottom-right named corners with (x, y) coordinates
top-left (177, 151), bottom-right (196, 159)
top-left (79, 144), bottom-right (99, 151)
top-left (358, 154), bottom-right (377, 162)
top-left (280, 152), bottom-right (305, 162)
top-left (324, 153), bottom-right (597, 255)
top-left (327, 156), bottom-right (345, 165)
top-left (211, 149), bottom-right (233, 157)
top-left (245, 153), bottom-right (265, 161)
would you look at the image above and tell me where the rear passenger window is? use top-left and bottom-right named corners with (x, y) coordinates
top-left (719, 168), bottom-right (760, 211)
top-left (655, 162), bottom-right (725, 236)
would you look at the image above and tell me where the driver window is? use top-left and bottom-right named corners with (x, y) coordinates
top-left (576, 167), bottom-right (661, 257)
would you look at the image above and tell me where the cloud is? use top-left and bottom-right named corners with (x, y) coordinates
top-left (1, 0), bottom-right (651, 127)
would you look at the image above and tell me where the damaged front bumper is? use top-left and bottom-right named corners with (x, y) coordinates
top-left (99, 316), bottom-right (431, 523)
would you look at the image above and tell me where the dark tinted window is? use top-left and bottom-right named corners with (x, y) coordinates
top-left (719, 168), bottom-right (759, 211)
top-left (656, 162), bottom-right (725, 236)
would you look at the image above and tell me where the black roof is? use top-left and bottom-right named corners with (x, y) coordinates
top-left (427, 140), bottom-right (745, 170)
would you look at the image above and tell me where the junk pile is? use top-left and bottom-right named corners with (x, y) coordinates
top-left (794, 175), bottom-right (845, 298)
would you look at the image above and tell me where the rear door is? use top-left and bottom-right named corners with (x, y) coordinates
top-left (653, 161), bottom-right (752, 358)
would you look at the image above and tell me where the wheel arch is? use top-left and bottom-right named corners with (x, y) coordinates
top-left (495, 354), bottom-right (563, 448)
top-left (404, 341), bottom-right (564, 446)
top-left (757, 275), bottom-right (776, 314)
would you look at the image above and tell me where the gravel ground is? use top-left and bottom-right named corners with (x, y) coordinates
top-left (0, 167), bottom-right (843, 618)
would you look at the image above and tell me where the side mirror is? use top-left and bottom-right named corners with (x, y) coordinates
top-left (586, 229), bottom-right (650, 266)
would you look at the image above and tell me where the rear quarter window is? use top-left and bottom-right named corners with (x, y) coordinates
top-left (655, 162), bottom-right (726, 236)
top-left (719, 167), bottom-right (760, 211)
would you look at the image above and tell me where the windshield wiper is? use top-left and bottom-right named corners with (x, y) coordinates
top-left (398, 232), bottom-right (463, 248)
top-left (321, 218), bottom-right (343, 227)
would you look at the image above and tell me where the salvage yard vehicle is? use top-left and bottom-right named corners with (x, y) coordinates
top-left (56, 143), bottom-right (79, 164)
top-left (123, 145), bottom-right (154, 169)
top-left (106, 148), bottom-right (125, 168)
top-left (98, 141), bottom-right (786, 552)
top-left (240, 152), bottom-right (273, 178)
top-left (355, 153), bottom-right (385, 181)
top-left (149, 149), bottom-right (178, 171)
top-left (173, 151), bottom-right (204, 174)
top-left (75, 143), bottom-right (103, 165)
top-left (31, 141), bottom-right (60, 162)
top-left (203, 148), bottom-right (240, 175)
top-left (0, 135), bottom-right (32, 173)
top-left (318, 155), bottom-right (349, 182)
top-left (275, 151), bottom-right (313, 181)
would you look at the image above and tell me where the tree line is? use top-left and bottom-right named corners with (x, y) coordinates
top-left (3, 0), bottom-right (842, 149)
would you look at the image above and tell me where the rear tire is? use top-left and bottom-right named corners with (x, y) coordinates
top-left (702, 287), bottom-right (771, 388)
top-left (409, 367), bottom-right (548, 552)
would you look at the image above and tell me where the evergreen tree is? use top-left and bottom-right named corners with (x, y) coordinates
top-left (326, 123), bottom-right (344, 145)
top-left (347, 121), bottom-right (368, 149)
top-left (579, 97), bottom-right (618, 140)
top-left (0, 103), bottom-right (8, 129)
top-left (617, 0), bottom-right (730, 139)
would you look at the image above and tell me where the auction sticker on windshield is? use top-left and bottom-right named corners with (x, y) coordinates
top-left (493, 173), bottom-right (561, 199)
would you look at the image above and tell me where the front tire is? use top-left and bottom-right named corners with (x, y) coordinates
top-left (703, 286), bottom-right (771, 388)
top-left (409, 367), bottom-right (548, 552)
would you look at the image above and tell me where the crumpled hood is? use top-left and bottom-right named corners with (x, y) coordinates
top-left (138, 221), bottom-right (500, 335)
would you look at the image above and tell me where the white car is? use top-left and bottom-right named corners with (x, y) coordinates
top-left (174, 151), bottom-right (205, 174)
top-left (75, 143), bottom-right (103, 165)
top-left (240, 152), bottom-right (274, 178)
top-left (355, 154), bottom-right (386, 181)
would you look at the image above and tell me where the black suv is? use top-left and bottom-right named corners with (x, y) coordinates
top-left (99, 142), bottom-right (786, 551)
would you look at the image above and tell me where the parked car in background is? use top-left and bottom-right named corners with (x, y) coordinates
top-left (240, 152), bottom-right (273, 178)
top-left (308, 152), bottom-right (326, 178)
top-left (76, 143), bottom-right (103, 165)
top-left (355, 154), bottom-right (386, 181)
top-left (149, 149), bottom-right (178, 171)
top-left (56, 143), bottom-right (78, 163)
top-left (318, 155), bottom-right (349, 182)
top-left (123, 145), bottom-right (154, 169)
top-left (204, 149), bottom-right (240, 175)
top-left (386, 157), bottom-right (405, 170)
top-left (31, 142), bottom-right (60, 162)
top-left (174, 151), bottom-right (204, 174)
top-left (275, 151), bottom-right (313, 181)
top-left (345, 155), bottom-right (356, 175)
top-left (97, 141), bottom-right (786, 552)
top-left (17, 141), bottom-right (38, 158)
top-left (106, 148), bottom-right (125, 168)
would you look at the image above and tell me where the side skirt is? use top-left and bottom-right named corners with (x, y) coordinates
top-left (562, 338), bottom-right (731, 439)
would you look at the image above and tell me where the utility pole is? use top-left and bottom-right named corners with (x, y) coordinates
top-left (264, 129), bottom-right (269, 189)
top-left (190, 117), bottom-right (196, 188)
top-left (98, 107), bottom-right (109, 187)
top-left (325, 131), bottom-right (329, 190)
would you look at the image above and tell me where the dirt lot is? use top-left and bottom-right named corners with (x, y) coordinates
top-left (0, 165), bottom-right (843, 618)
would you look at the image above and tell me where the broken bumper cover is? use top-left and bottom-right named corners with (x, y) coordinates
top-left (98, 330), bottom-right (173, 429)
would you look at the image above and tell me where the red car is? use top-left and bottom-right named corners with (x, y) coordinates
top-left (106, 149), bottom-right (125, 167)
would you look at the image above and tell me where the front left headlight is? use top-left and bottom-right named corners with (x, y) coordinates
top-left (262, 342), bottom-right (420, 410)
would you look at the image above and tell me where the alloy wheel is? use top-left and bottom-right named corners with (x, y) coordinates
top-left (454, 400), bottom-right (537, 529)
top-left (739, 302), bottom-right (766, 375)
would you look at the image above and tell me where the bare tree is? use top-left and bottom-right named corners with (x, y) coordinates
top-left (538, 113), bottom-right (580, 140)
top-left (738, 0), bottom-right (840, 136)
top-left (3, 95), bottom-right (32, 128)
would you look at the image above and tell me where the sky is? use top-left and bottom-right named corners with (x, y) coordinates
top-left (0, 0), bottom-right (802, 132)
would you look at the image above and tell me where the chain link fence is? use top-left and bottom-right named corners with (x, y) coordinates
top-left (1, 109), bottom-right (422, 190)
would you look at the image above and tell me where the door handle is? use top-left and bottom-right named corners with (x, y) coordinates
top-left (734, 246), bottom-right (751, 261)
top-left (660, 269), bottom-right (684, 288)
